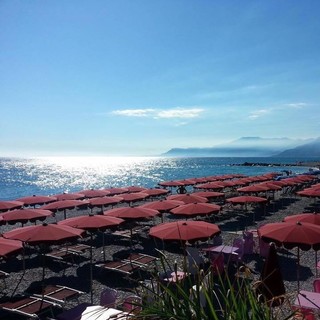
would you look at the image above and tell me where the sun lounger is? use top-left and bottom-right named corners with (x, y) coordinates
top-left (45, 249), bottom-right (76, 263)
top-left (123, 253), bottom-right (157, 268)
top-left (113, 229), bottom-right (140, 239)
top-left (96, 260), bottom-right (141, 275)
top-left (0, 270), bottom-right (9, 279)
top-left (113, 226), bottom-right (150, 239)
top-left (63, 243), bottom-right (91, 254)
top-left (0, 295), bottom-right (60, 319)
top-left (45, 245), bottom-right (89, 264)
top-left (32, 285), bottom-right (84, 305)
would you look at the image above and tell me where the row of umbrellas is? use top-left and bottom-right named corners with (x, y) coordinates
top-left (0, 210), bottom-right (222, 303)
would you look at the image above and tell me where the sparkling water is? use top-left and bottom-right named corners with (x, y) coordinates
top-left (0, 156), bottom-right (315, 200)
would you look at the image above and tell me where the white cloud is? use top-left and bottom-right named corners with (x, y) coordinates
top-left (111, 109), bottom-right (155, 117)
top-left (111, 107), bottom-right (204, 119)
top-left (156, 108), bottom-right (204, 119)
top-left (248, 109), bottom-right (269, 120)
top-left (284, 103), bottom-right (308, 109)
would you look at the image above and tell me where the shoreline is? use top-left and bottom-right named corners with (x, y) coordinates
top-left (0, 172), bottom-right (319, 318)
top-left (234, 161), bottom-right (320, 168)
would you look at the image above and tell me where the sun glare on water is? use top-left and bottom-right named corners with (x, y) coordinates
top-left (38, 156), bottom-right (157, 169)
top-left (28, 156), bottom-right (165, 193)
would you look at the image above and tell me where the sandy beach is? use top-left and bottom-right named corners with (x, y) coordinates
top-left (0, 180), bottom-right (319, 319)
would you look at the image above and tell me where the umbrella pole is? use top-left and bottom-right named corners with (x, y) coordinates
top-left (90, 233), bottom-right (93, 304)
top-left (297, 247), bottom-right (300, 291)
top-left (102, 232), bottom-right (106, 262)
top-left (316, 251), bottom-right (318, 277)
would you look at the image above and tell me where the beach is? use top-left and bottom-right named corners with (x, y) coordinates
top-left (0, 174), bottom-right (319, 319)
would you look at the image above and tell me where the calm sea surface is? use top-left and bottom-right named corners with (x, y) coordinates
top-left (0, 156), bottom-right (316, 201)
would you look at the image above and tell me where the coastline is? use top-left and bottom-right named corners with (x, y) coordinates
top-left (235, 161), bottom-right (320, 169)
top-left (0, 183), bottom-right (319, 317)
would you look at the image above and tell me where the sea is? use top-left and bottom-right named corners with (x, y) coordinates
top-left (0, 156), bottom-right (318, 201)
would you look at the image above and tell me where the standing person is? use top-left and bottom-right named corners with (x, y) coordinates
top-left (177, 185), bottom-right (187, 194)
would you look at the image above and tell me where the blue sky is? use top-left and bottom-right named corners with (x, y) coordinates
top-left (1, 0), bottom-right (320, 157)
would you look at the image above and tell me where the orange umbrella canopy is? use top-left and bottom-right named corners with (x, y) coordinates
top-left (104, 206), bottom-right (159, 220)
top-left (0, 208), bottom-right (52, 225)
top-left (0, 237), bottom-right (23, 258)
top-left (119, 192), bottom-right (149, 203)
top-left (284, 213), bottom-right (320, 225)
top-left (3, 223), bottom-right (85, 246)
top-left (297, 189), bottom-right (320, 197)
top-left (143, 189), bottom-right (170, 197)
top-left (149, 220), bottom-right (220, 242)
top-left (141, 200), bottom-right (184, 212)
top-left (226, 196), bottom-right (267, 205)
top-left (192, 191), bottom-right (225, 199)
top-left (78, 189), bottom-right (111, 198)
top-left (89, 196), bottom-right (123, 208)
top-left (258, 221), bottom-right (320, 250)
top-left (0, 201), bottom-right (24, 212)
top-left (53, 193), bottom-right (85, 201)
top-left (237, 185), bottom-right (270, 193)
top-left (15, 195), bottom-right (57, 206)
top-left (170, 203), bottom-right (221, 217)
top-left (167, 193), bottom-right (208, 204)
top-left (58, 215), bottom-right (124, 231)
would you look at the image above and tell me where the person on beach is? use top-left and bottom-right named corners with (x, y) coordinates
top-left (177, 185), bottom-right (187, 194)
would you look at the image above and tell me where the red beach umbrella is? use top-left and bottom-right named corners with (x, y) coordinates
top-left (126, 186), bottom-right (147, 193)
top-left (58, 214), bottom-right (124, 303)
top-left (0, 238), bottom-right (23, 258)
top-left (158, 180), bottom-right (184, 187)
top-left (194, 182), bottom-right (225, 190)
top-left (59, 215), bottom-right (124, 232)
top-left (175, 179), bottom-right (197, 186)
top-left (3, 223), bottom-right (84, 291)
top-left (141, 200), bottom-right (184, 212)
top-left (103, 187), bottom-right (129, 195)
top-left (3, 223), bottom-right (85, 245)
top-left (258, 221), bottom-right (320, 288)
top-left (53, 193), bottom-right (85, 201)
top-left (284, 213), bottom-right (320, 225)
top-left (120, 192), bottom-right (149, 203)
top-left (297, 189), bottom-right (320, 198)
top-left (167, 193), bottom-right (208, 204)
top-left (15, 195), bottom-right (57, 206)
top-left (141, 199), bottom-right (184, 222)
top-left (104, 206), bottom-right (159, 220)
top-left (226, 196), bottom-right (268, 205)
top-left (149, 220), bottom-right (220, 242)
top-left (41, 200), bottom-right (89, 219)
top-left (0, 201), bottom-right (24, 212)
top-left (258, 221), bottom-right (320, 251)
top-left (256, 183), bottom-right (282, 191)
top-left (143, 189), bottom-right (170, 197)
top-left (0, 208), bottom-right (52, 226)
top-left (192, 191), bottom-right (225, 200)
top-left (89, 196), bottom-right (123, 210)
top-left (78, 189), bottom-right (110, 198)
top-left (226, 196), bottom-right (268, 222)
top-left (237, 185), bottom-right (270, 193)
top-left (170, 203), bottom-right (221, 218)
top-left (192, 177), bottom-right (210, 184)
top-left (259, 221), bottom-right (320, 277)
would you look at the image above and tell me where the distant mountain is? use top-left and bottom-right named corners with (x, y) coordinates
top-left (163, 137), bottom-right (309, 157)
top-left (275, 137), bottom-right (320, 157)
